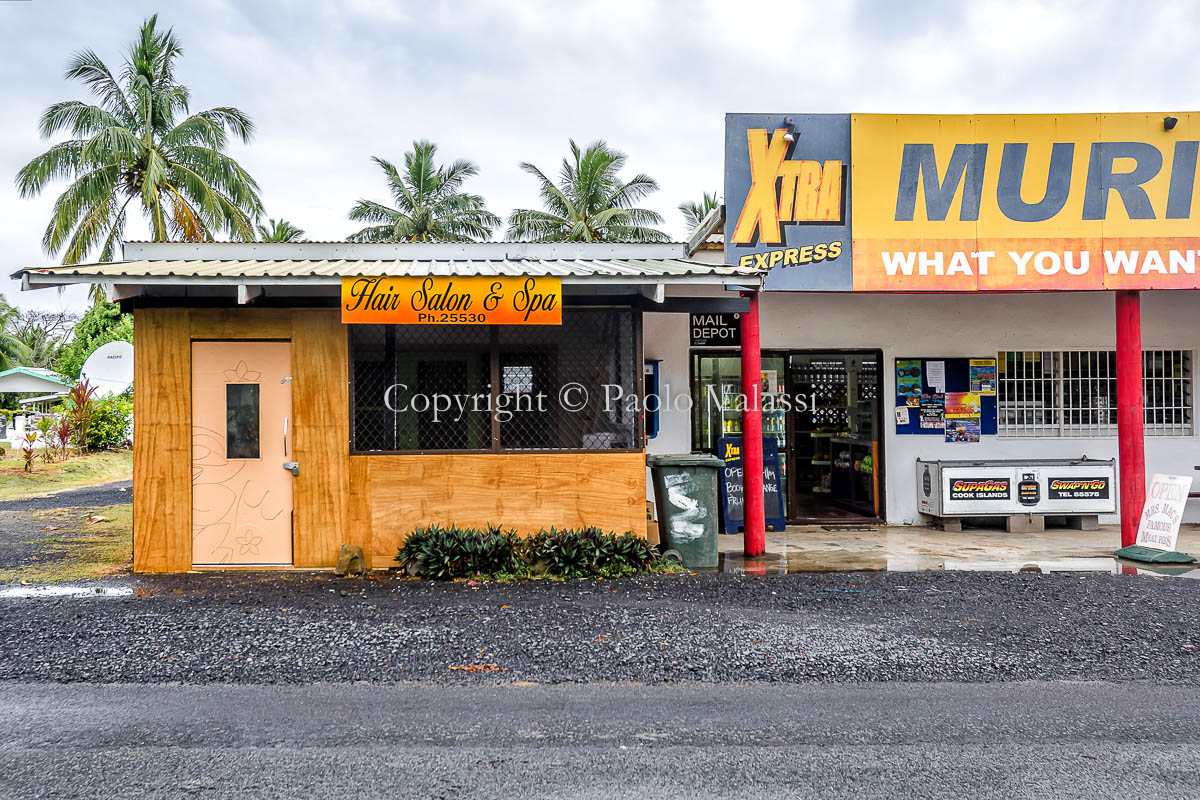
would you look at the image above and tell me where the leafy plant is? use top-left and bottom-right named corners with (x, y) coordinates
top-left (86, 395), bottom-right (132, 450)
top-left (679, 191), bottom-right (719, 233)
top-left (20, 432), bottom-right (38, 473)
top-left (347, 142), bottom-right (500, 243)
top-left (66, 380), bottom-right (99, 455)
top-left (506, 139), bottom-right (670, 243)
top-left (52, 415), bottom-right (74, 461)
top-left (34, 417), bottom-right (55, 463)
top-left (15, 15), bottom-right (264, 302)
top-left (398, 524), bottom-right (520, 580)
top-left (0, 295), bottom-right (32, 371)
top-left (397, 524), bottom-right (667, 581)
top-left (257, 218), bottom-right (305, 242)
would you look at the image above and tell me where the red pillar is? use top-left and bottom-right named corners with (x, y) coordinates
top-left (1115, 290), bottom-right (1145, 548)
top-left (741, 291), bottom-right (765, 556)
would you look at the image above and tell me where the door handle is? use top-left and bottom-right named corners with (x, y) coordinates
top-left (283, 461), bottom-right (299, 476)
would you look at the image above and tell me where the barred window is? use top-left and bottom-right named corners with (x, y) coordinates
top-left (997, 350), bottom-right (1193, 438)
top-left (350, 309), bottom-right (641, 453)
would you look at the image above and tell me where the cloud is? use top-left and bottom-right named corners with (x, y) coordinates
top-left (1, 0), bottom-right (1198, 310)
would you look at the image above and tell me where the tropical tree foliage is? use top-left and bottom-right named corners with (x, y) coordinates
top-left (257, 218), bottom-right (305, 242)
top-left (347, 141), bottom-right (500, 242)
top-left (0, 296), bottom-right (32, 371)
top-left (54, 301), bottom-right (133, 379)
top-left (13, 309), bottom-right (78, 369)
top-left (679, 191), bottom-right (719, 232)
top-left (15, 15), bottom-right (264, 271)
top-left (506, 139), bottom-right (669, 243)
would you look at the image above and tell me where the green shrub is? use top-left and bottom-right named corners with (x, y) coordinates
top-left (398, 524), bottom-right (521, 580)
top-left (397, 524), bottom-right (667, 580)
top-left (85, 395), bottom-right (132, 451)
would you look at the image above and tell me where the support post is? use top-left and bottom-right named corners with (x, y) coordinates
top-left (1115, 290), bottom-right (1145, 548)
top-left (740, 291), bottom-right (765, 556)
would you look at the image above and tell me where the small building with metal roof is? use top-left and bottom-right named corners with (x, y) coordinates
top-left (15, 240), bottom-right (757, 573)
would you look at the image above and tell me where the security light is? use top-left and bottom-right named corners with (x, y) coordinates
top-left (1164, 116), bottom-right (1178, 131)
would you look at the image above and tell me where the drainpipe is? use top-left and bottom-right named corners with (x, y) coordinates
top-left (741, 291), bottom-right (766, 556)
top-left (1115, 290), bottom-right (1145, 548)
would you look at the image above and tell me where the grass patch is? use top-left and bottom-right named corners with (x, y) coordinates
top-left (0, 504), bottom-right (132, 584)
top-left (0, 450), bottom-right (132, 501)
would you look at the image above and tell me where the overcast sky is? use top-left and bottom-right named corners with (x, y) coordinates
top-left (2, 0), bottom-right (1197, 311)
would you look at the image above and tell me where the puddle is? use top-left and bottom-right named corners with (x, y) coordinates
top-left (715, 552), bottom-right (1175, 575)
top-left (0, 585), bottom-right (134, 599)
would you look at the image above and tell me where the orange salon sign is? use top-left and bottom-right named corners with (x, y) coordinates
top-left (341, 276), bottom-right (562, 325)
top-left (851, 113), bottom-right (1200, 291)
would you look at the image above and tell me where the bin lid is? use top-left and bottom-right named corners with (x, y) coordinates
top-left (648, 453), bottom-right (724, 468)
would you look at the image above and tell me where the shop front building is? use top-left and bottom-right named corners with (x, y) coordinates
top-left (647, 110), bottom-right (1200, 547)
top-left (18, 241), bottom-right (756, 572)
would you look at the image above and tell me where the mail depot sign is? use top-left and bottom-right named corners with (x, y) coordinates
top-left (725, 113), bottom-right (1200, 291)
top-left (341, 276), bottom-right (562, 325)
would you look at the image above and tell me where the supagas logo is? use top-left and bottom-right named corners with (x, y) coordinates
top-left (729, 128), bottom-right (845, 269)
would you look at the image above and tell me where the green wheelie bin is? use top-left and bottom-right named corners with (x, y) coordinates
top-left (647, 454), bottom-right (723, 569)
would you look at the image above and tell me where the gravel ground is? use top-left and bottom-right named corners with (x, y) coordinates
top-left (0, 480), bottom-right (131, 572)
top-left (0, 569), bottom-right (1197, 684)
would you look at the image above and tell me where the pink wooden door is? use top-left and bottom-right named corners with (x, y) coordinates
top-left (191, 341), bottom-right (294, 566)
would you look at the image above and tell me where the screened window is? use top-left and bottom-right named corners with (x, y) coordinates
top-left (350, 309), bottom-right (640, 453)
top-left (997, 350), bottom-right (1193, 437)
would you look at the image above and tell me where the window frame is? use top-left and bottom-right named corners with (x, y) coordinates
top-left (996, 348), bottom-right (1194, 439)
top-left (347, 308), bottom-right (644, 455)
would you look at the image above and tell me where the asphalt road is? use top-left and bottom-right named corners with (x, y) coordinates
top-left (1, 681), bottom-right (1198, 799)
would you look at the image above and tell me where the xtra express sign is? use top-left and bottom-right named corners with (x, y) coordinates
top-left (724, 112), bottom-right (1200, 291)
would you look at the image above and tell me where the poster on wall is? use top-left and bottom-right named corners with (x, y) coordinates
top-left (919, 393), bottom-right (945, 429)
top-left (969, 359), bottom-right (997, 394)
top-left (944, 392), bottom-right (982, 419)
top-left (896, 360), bottom-right (923, 396)
top-left (945, 419), bottom-right (981, 443)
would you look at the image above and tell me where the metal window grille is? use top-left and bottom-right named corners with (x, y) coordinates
top-left (997, 350), bottom-right (1192, 438)
top-left (349, 308), bottom-right (640, 453)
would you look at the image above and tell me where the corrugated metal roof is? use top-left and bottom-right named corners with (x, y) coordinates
top-left (19, 257), bottom-right (758, 284)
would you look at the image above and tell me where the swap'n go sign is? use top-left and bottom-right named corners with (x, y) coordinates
top-left (341, 276), bottom-right (562, 325)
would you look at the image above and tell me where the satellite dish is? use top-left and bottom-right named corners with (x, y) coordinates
top-left (80, 341), bottom-right (134, 397)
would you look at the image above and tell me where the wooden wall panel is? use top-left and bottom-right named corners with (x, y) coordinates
top-left (189, 308), bottom-right (292, 340)
top-left (348, 456), bottom-right (372, 566)
top-left (363, 452), bottom-right (646, 565)
top-left (133, 308), bottom-right (193, 572)
top-left (290, 310), bottom-right (351, 567)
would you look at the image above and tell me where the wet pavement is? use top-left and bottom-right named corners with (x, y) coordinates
top-left (717, 522), bottom-right (1200, 575)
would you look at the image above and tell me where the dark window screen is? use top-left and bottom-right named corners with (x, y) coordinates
top-left (226, 384), bottom-right (261, 459)
top-left (349, 309), bottom-right (639, 452)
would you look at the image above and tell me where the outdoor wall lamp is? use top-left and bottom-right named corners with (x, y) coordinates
top-left (782, 116), bottom-right (797, 142)
top-left (1164, 116), bottom-right (1178, 131)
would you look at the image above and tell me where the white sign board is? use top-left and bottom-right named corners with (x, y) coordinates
top-left (1135, 473), bottom-right (1193, 551)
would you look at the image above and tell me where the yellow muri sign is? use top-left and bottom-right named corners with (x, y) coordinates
top-left (850, 112), bottom-right (1200, 291)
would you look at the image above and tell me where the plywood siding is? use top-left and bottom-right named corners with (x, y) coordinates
top-left (189, 308), bottom-right (293, 340)
top-left (133, 308), bottom-right (192, 572)
top-left (290, 310), bottom-right (351, 567)
top-left (357, 452), bottom-right (646, 565)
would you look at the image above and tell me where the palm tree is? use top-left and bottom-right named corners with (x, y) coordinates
top-left (679, 191), bottom-right (719, 232)
top-left (257, 218), bottom-right (305, 242)
top-left (347, 142), bottom-right (500, 242)
top-left (15, 15), bottom-right (264, 272)
top-left (0, 297), bottom-right (32, 371)
top-left (506, 139), bottom-right (670, 243)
